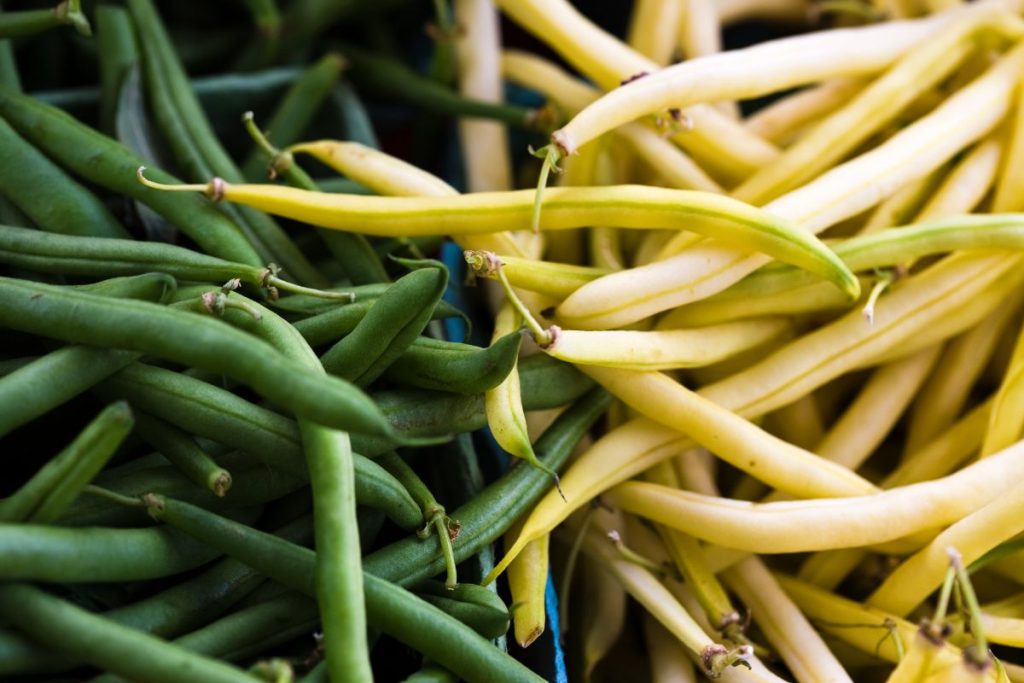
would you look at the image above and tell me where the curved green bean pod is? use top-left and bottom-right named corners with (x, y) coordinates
top-left (0, 584), bottom-right (259, 683)
top-left (144, 495), bottom-right (545, 683)
top-left (149, 179), bottom-right (859, 300)
top-left (322, 264), bottom-right (447, 386)
top-left (0, 117), bottom-right (128, 239)
top-left (0, 86), bottom-right (260, 265)
top-left (0, 347), bottom-right (136, 439)
top-left (292, 294), bottom-right (464, 344)
top-left (0, 402), bottom-right (132, 523)
top-left (0, 524), bottom-right (220, 582)
top-left (383, 332), bottom-right (521, 395)
top-left (0, 277), bottom-right (394, 437)
top-left (0, 224), bottom-right (349, 299)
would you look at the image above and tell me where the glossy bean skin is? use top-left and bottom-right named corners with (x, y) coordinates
top-left (0, 85), bottom-right (261, 265)
top-left (383, 332), bottom-right (521, 395)
top-left (0, 117), bottom-right (128, 239)
top-left (0, 277), bottom-right (394, 437)
top-left (321, 264), bottom-right (447, 386)
top-left (414, 580), bottom-right (511, 639)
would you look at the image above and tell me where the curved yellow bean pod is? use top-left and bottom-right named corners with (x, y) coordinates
top-left (545, 318), bottom-right (789, 370)
top-left (288, 140), bottom-right (457, 197)
top-left (868, 490), bottom-right (1024, 617)
top-left (153, 178), bottom-right (860, 300)
top-left (506, 530), bottom-right (548, 648)
top-left (551, 9), bottom-right (950, 155)
top-left (642, 613), bottom-right (698, 683)
top-left (578, 366), bottom-right (878, 498)
top-left (744, 78), bottom-right (865, 145)
top-left (982, 324), bottom-right (1024, 457)
top-left (606, 434), bottom-right (1024, 554)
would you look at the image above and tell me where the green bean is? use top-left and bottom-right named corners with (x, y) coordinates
top-left (0, 584), bottom-right (260, 683)
top-left (0, 516), bottom-right (312, 677)
top-left (0, 223), bottom-right (348, 299)
top-left (341, 44), bottom-right (542, 130)
top-left (231, 0), bottom-right (282, 67)
top-left (241, 54), bottom-right (344, 181)
top-left (414, 581), bottom-right (511, 639)
top-left (332, 81), bottom-right (380, 148)
top-left (0, 117), bottom-right (129, 239)
top-left (128, 0), bottom-right (327, 287)
top-left (75, 271), bottom-right (178, 301)
top-left (142, 495), bottom-right (545, 683)
top-left (96, 5), bottom-right (137, 135)
top-left (0, 347), bottom-right (136, 439)
top-left (271, 282), bottom-right (390, 315)
top-left (404, 661), bottom-right (460, 683)
top-left (365, 388), bottom-right (610, 586)
top-left (383, 332), bottom-right (521, 395)
top-left (0, 402), bottom-right (133, 523)
top-left (135, 413), bottom-right (232, 496)
top-left (322, 264), bottom-right (447, 386)
top-left (0, 523), bottom-right (221, 582)
top-left (292, 293), bottom-right (466, 343)
top-left (372, 354), bottom-right (597, 442)
top-left (0, 277), bottom-right (395, 437)
top-left (0, 85), bottom-right (261, 264)
top-left (0, 37), bottom-right (19, 91)
top-left (93, 363), bottom-right (422, 529)
top-left (0, 1), bottom-right (91, 39)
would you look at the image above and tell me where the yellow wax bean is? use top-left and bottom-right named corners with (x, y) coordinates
top-left (869, 490), bottom-right (1024, 617)
top-left (486, 304), bottom-right (555, 485)
top-left (493, 0), bottom-right (779, 181)
top-left (475, 255), bottom-right (607, 300)
top-left (288, 140), bottom-right (458, 198)
top-left (484, 417), bottom-right (691, 584)
top-left (151, 178), bottom-right (859, 300)
top-left (815, 344), bottom-right (940, 471)
top-left (860, 167), bottom-right (947, 235)
top-left (605, 433), bottom-right (1024, 553)
top-left (686, 214), bottom-right (1024, 321)
top-left (579, 366), bottom-right (878, 498)
top-left (544, 318), bottom-right (789, 370)
top-left (993, 61), bottom-right (1024, 212)
top-left (550, 8), bottom-right (952, 156)
top-left (884, 631), bottom-right (946, 682)
top-left (916, 133), bottom-right (1005, 221)
top-left (287, 139), bottom-right (527, 258)
top-left (733, 9), bottom-right (1014, 204)
top-left (744, 78), bottom-right (865, 145)
top-left (454, 0), bottom-right (513, 194)
top-left (557, 41), bottom-right (1024, 328)
top-left (628, 0), bottom-right (685, 66)
top-left (646, 462), bottom-right (739, 635)
top-left (642, 613), bottom-right (698, 683)
top-left (505, 529), bottom-right (548, 648)
top-left (579, 552), bottom-right (627, 682)
top-left (796, 399), bottom-right (992, 590)
top-left (982, 322), bottom-right (1024, 457)
top-left (679, 0), bottom-right (740, 120)
top-left (977, 614), bottom-right (1024, 647)
top-left (501, 51), bottom-right (723, 194)
top-left (722, 557), bottom-right (853, 683)
top-left (905, 303), bottom-right (1018, 455)
top-left (574, 527), bottom-right (731, 677)
top-left (698, 252), bottom-right (1021, 420)
top-left (765, 394), bottom-right (826, 451)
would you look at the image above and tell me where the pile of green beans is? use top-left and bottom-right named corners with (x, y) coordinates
top-left (0, 4), bottom-right (602, 680)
